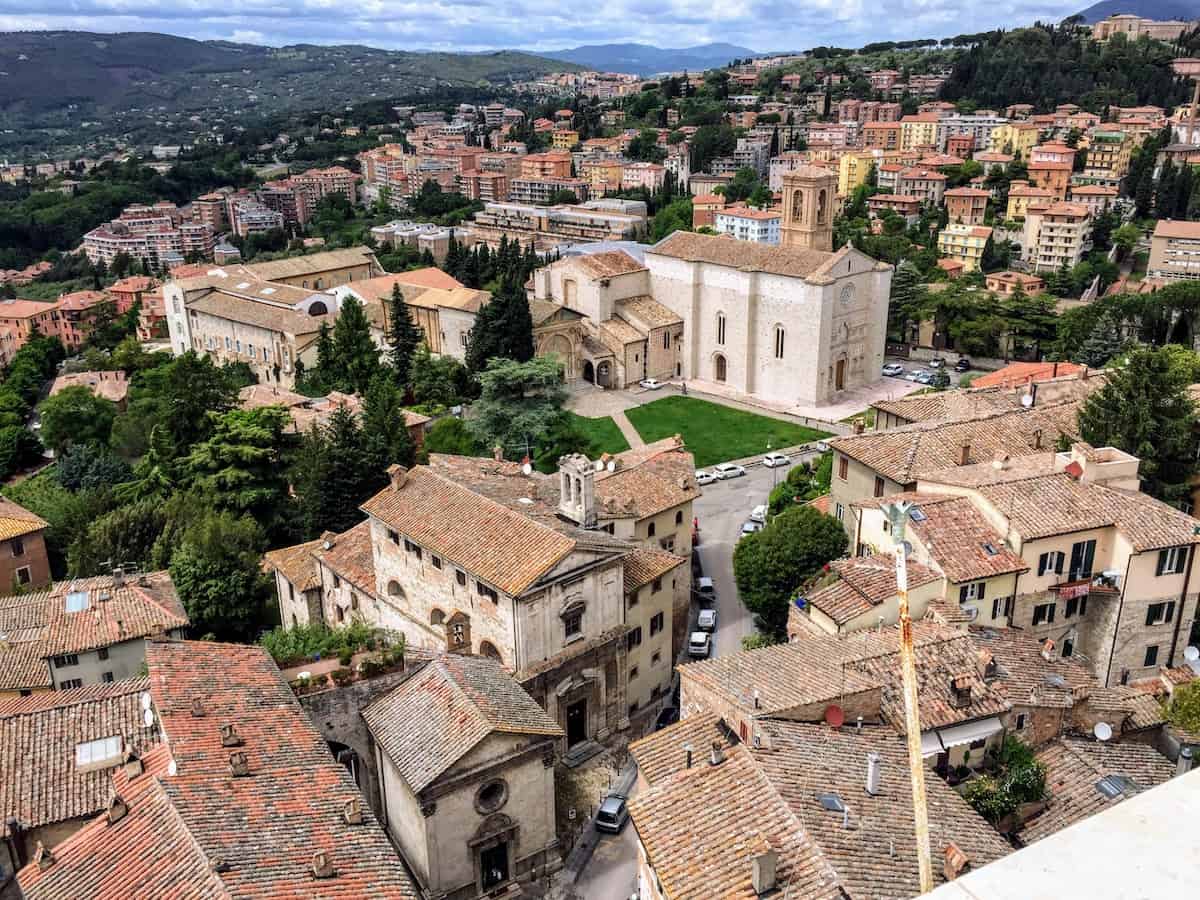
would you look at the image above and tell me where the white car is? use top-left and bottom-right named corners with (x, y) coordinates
top-left (762, 451), bottom-right (790, 468)
top-left (713, 463), bottom-right (746, 479)
top-left (750, 504), bottom-right (767, 524)
top-left (688, 631), bottom-right (712, 658)
top-left (814, 441), bottom-right (830, 453)
top-left (904, 370), bottom-right (923, 381)
top-left (697, 608), bottom-right (718, 632)
top-left (741, 520), bottom-right (764, 536)
top-left (639, 378), bottom-right (664, 390)
top-left (695, 470), bottom-right (717, 485)
top-left (882, 363), bottom-right (905, 377)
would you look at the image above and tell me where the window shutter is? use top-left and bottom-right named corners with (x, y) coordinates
top-left (959, 585), bottom-right (968, 603)
top-left (1038, 554), bottom-right (1047, 577)
top-left (1166, 602), bottom-right (1176, 623)
top-left (1146, 605), bottom-right (1156, 626)
top-left (1156, 550), bottom-right (1166, 577)
top-left (1055, 553), bottom-right (1064, 575)
top-left (978, 581), bottom-right (986, 600)
top-left (1047, 604), bottom-right (1055, 623)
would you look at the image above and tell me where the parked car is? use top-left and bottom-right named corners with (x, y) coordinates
top-left (595, 794), bottom-right (630, 833)
top-left (695, 469), bottom-right (717, 485)
top-left (697, 608), bottom-right (718, 632)
top-left (713, 463), bottom-right (746, 479)
top-left (814, 441), bottom-right (830, 453)
top-left (928, 358), bottom-right (945, 369)
top-left (654, 706), bottom-right (680, 731)
top-left (882, 362), bottom-right (905, 377)
top-left (639, 378), bottom-right (664, 390)
top-left (688, 631), bottom-right (712, 658)
top-left (750, 504), bottom-right (767, 523)
top-left (762, 451), bottom-right (790, 468)
top-left (904, 369), bottom-right (924, 381)
top-left (696, 576), bottom-right (716, 605)
top-left (741, 520), bottom-right (764, 536)
top-left (915, 371), bottom-right (934, 385)
top-left (955, 357), bottom-right (972, 372)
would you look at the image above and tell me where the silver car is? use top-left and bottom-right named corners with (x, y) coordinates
top-left (595, 794), bottom-right (629, 833)
top-left (713, 463), bottom-right (746, 479)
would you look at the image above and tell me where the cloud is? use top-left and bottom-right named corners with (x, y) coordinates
top-left (0, 0), bottom-right (1082, 53)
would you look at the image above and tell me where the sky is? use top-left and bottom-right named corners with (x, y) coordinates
top-left (0, 0), bottom-right (1085, 53)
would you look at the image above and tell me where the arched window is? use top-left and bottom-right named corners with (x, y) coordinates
top-left (816, 189), bottom-right (828, 225)
top-left (307, 300), bottom-right (328, 316)
top-left (479, 641), bottom-right (503, 664)
top-left (774, 326), bottom-right (785, 360)
top-left (716, 313), bottom-right (726, 346)
top-left (714, 354), bottom-right (727, 383)
top-left (387, 580), bottom-right (404, 600)
top-left (791, 189), bottom-right (803, 222)
top-left (430, 608), bottom-right (445, 626)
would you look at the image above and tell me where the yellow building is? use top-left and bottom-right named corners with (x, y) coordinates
top-left (989, 122), bottom-right (1041, 160)
top-left (899, 114), bottom-right (939, 151)
top-left (551, 129), bottom-right (580, 150)
top-left (937, 223), bottom-right (992, 272)
top-left (1006, 180), bottom-right (1055, 221)
top-left (837, 151), bottom-right (881, 197)
top-left (1080, 130), bottom-right (1132, 185)
top-left (581, 159), bottom-right (624, 195)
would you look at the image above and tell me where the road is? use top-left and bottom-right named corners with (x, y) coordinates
top-left (572, 787), bottom-right (639, 900)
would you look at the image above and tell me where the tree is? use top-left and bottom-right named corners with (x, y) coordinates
top-left (732, 504), bottom-right (847, 637)
top-left (56, 443), bottom-right (132, 492)
top-left (386, 284), bottom-right (422, 386)
top-left (361, 374), bottom-right (416, 475)
top-left (464, 279), bottom-right (534, 372)
top-left (409, 343), bottom-right (470, 408)
top-left (1077, 311), bottom-right (1128, 368)
top-left (1078, 346), bottom-right (1198, 504)
top-left (320, 403), bottom-right (376, 534)
top-left (168, 510), bottom-right (270, 641)
top-left (424, 416), bottom-right (481, 456)
top-left (1164, 680), bottom-right (1200, 734)
top-left (888, 261), bottom-right (927, 341)
top-left (133, 351), bottom-right (239, 455)
top-left (38, 387), bottom-right (116, 453)
top-left (468, 356), bottom-right (569, 461)
top-left (1113, 223), bottom-right (1139, 259)
top-left (68, 499), bottom-right (166, 576)
top-left (330, 296), bottom-right (382, 394)
top-left (0, 427), bottom-right (42, 480)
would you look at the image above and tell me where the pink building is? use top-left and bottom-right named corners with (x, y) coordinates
top-left (620, 162), bottom-right (666, 192)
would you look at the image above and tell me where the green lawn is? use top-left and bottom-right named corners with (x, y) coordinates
top-left (625, 396), bottom-right (830, 468)
top-left (567, 412), bottom-right (630, 457)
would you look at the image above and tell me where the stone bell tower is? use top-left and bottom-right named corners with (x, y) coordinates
top-left (780, 165), bottom-right (836, 252)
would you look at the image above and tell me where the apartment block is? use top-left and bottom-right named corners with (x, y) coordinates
top-left (509, 176), bottom-right (590, 205)
top-left (938, 223), bottom-right (992, 272)
top-left (899, 113), bottom-right (939, 150)
top-left (1079, 129), bottom-right (1132, 186)
top-left (944, 186), bottom-right (990, 225)
top-left (863, 121), bottom-right (901, 151)
top-left (1028, 143), bottom-right (1077, 200)
top-left (1148, 219), bottom-right (1200, 280)
top-left (1022, 201), bottom-right (1092, 273)
top-left (937, 114), bottom-right (1008, 152)
top-left (713, 206), bottom-right (781, 244)
top-left (896, 167), bottom-right (947, 206)
top-left (519, 151), bottom-right (573, 179)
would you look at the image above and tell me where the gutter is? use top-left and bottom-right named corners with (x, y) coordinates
top-left (1167, 544), bottom-right (1196, 668)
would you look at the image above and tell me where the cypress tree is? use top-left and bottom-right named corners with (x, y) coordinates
top-left (386, 284), bottom-right (422, 387)
top-left (331, 297), bottom-right (382, 394)
top-left (322, 403), bottom-right (373, 533)
top-left (361, 374), bottom-right (416, 475)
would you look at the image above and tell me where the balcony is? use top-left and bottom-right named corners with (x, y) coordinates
top-left (1051, 571), bottom-right (1122, 599)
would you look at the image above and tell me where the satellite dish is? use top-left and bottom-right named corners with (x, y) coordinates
top-left (521, 462), bottom-right (532, 476)
top-left (143, 709), bottom-right (154, 727)
top-left (167, 760), bottom-right (178, 777)
top-left (1020, 393), bottom-right (1033, 408)
top-left (825, 704), bottom-right (845, 728)
top-left (606, 459), bottom-right (616, 472)
top-left (1094, 721), bottom-right (1113, 742)
top-left (593, 459), bottom-right (605, 472)
top-left (1186, 646), bottom-right (1200, 663)
top-left (140, 692), bottom-right (152, 710)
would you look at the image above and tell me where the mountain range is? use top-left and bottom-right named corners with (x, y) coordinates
top-left (537, 42), bottom-right (756, 75)
top-left (1074, 0), bottom-right (1200, 22)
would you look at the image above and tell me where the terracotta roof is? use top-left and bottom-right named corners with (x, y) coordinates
top-left (872, 385), bottom-right (1023, 424)
top-left (969, 626), bottom-right (1095, 710)
top-left (18, 640), bottom-right (420, 899)
top-left (0, 677), bottom-right (158, 837)
top-left (650, 230), bottom-right (839, 280)
top-left (574, 250), bottom-right (646, 279)
top-left (615, 295), bottom-right (682, 328)
top-left (829, 401), bottom-right (1083, 485)
top-left (49, 370), bottom-right (129, 404)
top-left (262, 538), bottom-right (324, 592)
top-left (945, 187), bottom-right (991, 197)
top-left (1018, 738), bottom-right (1175, 844)
top-left (805, 554), bottom-right (941, 625)
top-left (309, 519), bottom-right (376, 593)
top-left (1009, 183), bottom-right (1055, 197)
top-left (1153, 219), bottom-right (1200, 239)
top-left (0, 495), bottom-right (47, 541)
top-left (188, 290), bottom-right (332, 336)
top-left (242, 246), bottom-right (378, 281)
top-left (972, 362), bottom-right (1085, 388)
top-left (363, 654), bottom-right (561, 793)
top-left (628, 713), bottom-right (737, 787)
top-left (623, 548), bottom-right (685, 594)
top-left (596, 435), bottom-right (697, 521)
top-left (361, 466), bottom-right (575, 596)
top-left (0, 572), bottom-right (188, 692)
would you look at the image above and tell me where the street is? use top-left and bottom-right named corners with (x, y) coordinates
top-left (571, 786), bottom-right (639, 900)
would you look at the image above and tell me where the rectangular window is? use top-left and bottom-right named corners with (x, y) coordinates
top-left (1144, 644), bottom-right (1159, 667)
top-left (75, 735), bottom-right (122, 769)
top-left (627, 626), bottom-right (642, 649)
top-left (1146, 602), bottom-right (1176, 626)
top-left (1015, 713), bottom-right (1027, 730)
top-left (431, 556), bottom-right (442, 570)
top-left (1037, 551), bottom-right (1064, 577)
top-left (102, 671), bottom-right (114, 683)
top-left (652, 650), bottom-right (661, 665)
top-left (663, 331), bottom-right (670, 349)
top-left (333, 574), bottom-right (341, 588)
top-left (717, 316), bottom-right (726, 345)
top-left (1065, 596), bottom-right (1089, 618)
top-left (1157, 546), bottom-right (1188, 576)
top-left (11, 537), bottom-right (23, 557)
top-left (53, 654), bottom-right (79, 668)
top-left (15, 566), bottom-right (30, 586)
top-left (873, 476), bottom-right (884, 498)
top-left (60, 678), bottom-right (83, 690)
top-left (477, 582), bottom-right (498, 603)
top-left (647, 522), bottom-right (656, 537)
top-left (650, 612), bottom-right (664, 635)
top-left (456, 570), bottom-right (467, 587)
top-left (564, 609), bottom-right (583, 639)
top-left (1032, 603), bottom-right (1056, 625)
top-left (628, 589), bottom-right (639, 609)
top-left (958, 581), bottom-right (986, 603)
top-left (838, 456), bottom-right (849, 480)
top-left (98, 647), bottom-right (109, 661)
top-left (835, 503), bottom-right (844, 522)
top-left (652, 577), bottom-right (662, 593)
top-left (387, 529), bottom-right (399, 545)
top-left (675, 510), bottom-right (684, 525)
top-left (1068, 539), bottom-right (1096, 581)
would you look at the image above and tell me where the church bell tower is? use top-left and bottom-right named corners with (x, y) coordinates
top-left (780, 166), bottom-right (836, 252)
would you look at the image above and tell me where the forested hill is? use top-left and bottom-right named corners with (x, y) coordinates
top-left (940, 24), bottom-right (1198, 111)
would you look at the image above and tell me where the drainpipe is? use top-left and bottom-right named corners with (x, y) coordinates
top-left (1167, 545), bottom-right (1195, 668)
top-left (1104, 554), bottom-right (1137, 688)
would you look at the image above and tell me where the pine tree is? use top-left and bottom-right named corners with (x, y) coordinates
top-left (361, 374), bottom-right (416, 476)
top-left (314, 323), bottom-right (337, 387)
top-left (291, 424), bottom-right (332, 539)
top-left (495, 273), bottom-right (535, 363)
top-left (386, 284), bottom-right (422, 387)
top-left (1078, 312), bottom-right (1127, 368)
top-left (331, 297), bottom-right (382, 394)
top-left (322, 403), bottom-right (373, 534)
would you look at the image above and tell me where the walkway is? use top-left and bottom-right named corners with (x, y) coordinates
top-left (610, 409), bottom-right (644, 448)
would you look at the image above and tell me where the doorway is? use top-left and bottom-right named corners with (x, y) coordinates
top-left (714, 354), bottom-right (727, 382)
top-left (835, 358), bottom-right (845, 391)
top-left (582, 360), bottom-right (595, 383)
top-left (566, 698), bottom-right (588, 747)
top-left (480, 842), bottom-right (509, 890)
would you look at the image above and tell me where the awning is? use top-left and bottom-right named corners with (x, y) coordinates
top-left (921, 716), bottom-right (1005, 757)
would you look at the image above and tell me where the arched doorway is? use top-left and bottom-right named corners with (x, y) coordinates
top-left (714, 354), bottom-right (727, 382)
top-left (596, 362), bottom-right (612, 388)
top-left (582, 360), bottom-right (595, 383)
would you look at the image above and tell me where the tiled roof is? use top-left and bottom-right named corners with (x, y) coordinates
top-left (574, 250), bottom-right (646, 279)
top-left (628, 713), bottom-right (737, 787)
top-left (623, 548), bottom-right (685, 594)
top-left (0, 677), bottom-right (159, 837)
top-left (828, 401), bottom-right (1082, 484)
top-left (363, 654), bottom-right (561, 793)
top-left (628, 743), bottom-right (841, 900)
top-left (310, 519), bottom-right (377, 594)
top-left (188, 290), bottom-right (333, 336)
top-left (805, 554), bottom-right (941, 625)
top-left (1153, 219), bottom-right (1200, 239)
top-left (650, 230), bottom-right (838, 280)
top-left (972, 362), bottom-right (1084, 388)
top-left (869, 383), bottom-right (1022, 423)
top-left (755, 721), bottom-right (1011, 896)
top-left (0, 572), bottom-right (188, 691)
top-left (242, 246), bottom-right (378, 281)
top-left (19, 640), bottom-right (420, 899)
top-left (0, 495), bottom-right (47, 541)
top-left (262, 538), bottom-right (324, 592)
top-left (49, 370), bottom-right (129, 404)
top-left (615, 294), bottom-right (682, 328)
top-left (361, 466), bottom-right (575, 596)
top-left (1018, 738), bottom-right (1175, 844)
top-left (596, 435), bottom-right (697, 521)
top-left (969, 626), bottom-right (1094, 710)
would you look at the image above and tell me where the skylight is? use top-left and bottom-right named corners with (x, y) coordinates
top-left (817, 792), bottom-right (845, 812)
top-left (76, 735), bottom-right (122, 769)
top-left (982, 542), bottom-right (999, 556)
top-left (235, 281), bottom-right (251, 290)
top-left (64, 591), bottom-right (89, 613)
top-left (909, 507), bottom-right (927, 522)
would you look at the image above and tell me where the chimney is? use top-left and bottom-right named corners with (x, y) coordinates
top-left (112, 567), bottom-right (125, 588)
top-left (6, 817), bottom-right (25, 868)
top-left (191, 697), bottom-right (205, 717)
top-left (854, 420), bottom-right (864, 434)
top-left (684, 742), bottom-right (694, 769)
top-left (123, 751), bottom-right (144, 779)
top-left (343, 797), bottom-right (364, 825)
top-left (229, 750), bottom-right (250, 777)
top-left (710, 740), bottom-right (725, 766)
top-left (33, 841), bottom-right (54, 871)
top-left (311, 850), bottom-right (336, 879)
top-left (1178, 746), bottom-right (1194, 777)
top-left (751, 850), bottom-right (778, 895)
top-left (106, 793), bottom-right (128, 825)
top-left (1032, 428), bottom-right (1043, 450)
top-left (1040, 638), bottom-right (1055, 662)
top-left (992, 450), bottom-right (1010, 471)
top-left (943, 842), bottom-right (970, 881)
top-left (958, 442), bottom-right (971, 466)
top-left (865, 751), bottom-right (882, 796)
top-left (387, 464), bottom-right (407, 490)
top-left (220, 723), bottom-right (244, 747)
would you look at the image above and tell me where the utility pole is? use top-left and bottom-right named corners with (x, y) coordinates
top-left (882, 499), bottom-right (933, 894)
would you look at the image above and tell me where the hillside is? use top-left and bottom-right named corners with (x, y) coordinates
top-left (0, 31), bottom-right (578, 155)
top-left (1075, 0), bottom-right (1200, 22)
top-left (539, 42), bottom-right (755, 75)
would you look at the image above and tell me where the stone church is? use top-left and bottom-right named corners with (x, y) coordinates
top-left (528, 166), bottom-right (893, 408)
